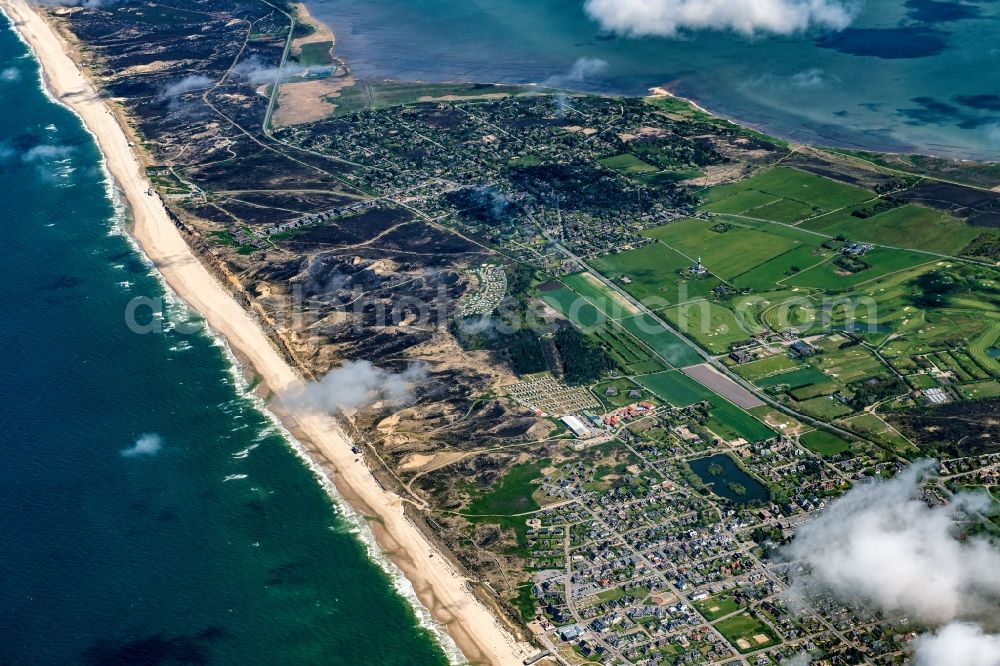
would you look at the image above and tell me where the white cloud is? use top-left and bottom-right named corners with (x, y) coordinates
top-left (912, 622), bottom-right (1000, 666)
top-left (583, 0), bottom-right (856, 37)
top-left (290, 360), bottom-right (426, 414)
top-left (782, 461), bottom-right (1000, 625)
top-left (120, 433), bottom-right (163, 458)
top-left (0, 67), bottom-right (20, 82)
top-left (782, 462), bottom-right (1000, 664)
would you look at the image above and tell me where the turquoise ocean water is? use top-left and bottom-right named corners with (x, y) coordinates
top-left (307, 0), bottom-right (1000, 160)
top-left (0, 14), bottom-right (450, 665)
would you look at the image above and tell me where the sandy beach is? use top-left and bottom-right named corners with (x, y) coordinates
top-left (0, 1), bottom-right (532, 663)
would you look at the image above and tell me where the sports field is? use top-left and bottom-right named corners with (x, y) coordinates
top-left (800, 430), bottom-right (852, 456)
top-left (754, 366), bottom-right (830, 389)
top-left (707, 402), bottom-right (776, 442)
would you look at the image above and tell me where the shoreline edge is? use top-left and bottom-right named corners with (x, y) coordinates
top-left (0, 1), bottom-right (534, 664)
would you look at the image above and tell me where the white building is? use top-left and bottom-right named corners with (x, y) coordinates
top-left (561, 415), bottom-right (592, 439)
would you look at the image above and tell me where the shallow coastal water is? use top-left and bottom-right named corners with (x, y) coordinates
top-left (0, 16), bottom-right (448, 665)
top-left (307, 0), bottom-right (1000, 160)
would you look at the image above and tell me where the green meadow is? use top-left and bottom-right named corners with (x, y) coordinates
top-left (700, 166), bottom-right (873, 217)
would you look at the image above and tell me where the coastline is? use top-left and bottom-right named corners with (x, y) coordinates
top-left (0, 1), bottom-right (533, 664)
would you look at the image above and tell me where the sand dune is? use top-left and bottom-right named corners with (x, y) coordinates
top-left (0, 1), bottom-right (532, 663)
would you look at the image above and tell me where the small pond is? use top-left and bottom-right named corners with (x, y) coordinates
top-left (689, 454), bottom-right (769, 505)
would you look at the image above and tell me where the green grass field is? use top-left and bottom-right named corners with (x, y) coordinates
top-left (707, 402), bottom-right (776, 442)
top-left (715, 612), bottom-right (779, 652)
top-left (660, 301), bottom-right (760, 354)
top-left (616, 313), bottom-right (703, 368)
top-left (811, 345), bottom-right (888, 384)
top-left (562, 272), bottom-right (636, 320)
top-left (701, 189), bottom-right (778, 214)
top-left (841, 413), bottom-right (917, 453)
top-left (969, 322), bottom-right (1000, 375)
top-left (754, 366), bottom-right (830, 389)
top-left (960, 380), bottom-right (1000, 400)
top-left (295, 41), bottom-right (333, 66)
top-left (747, 197), bottom-right (819, 223)
top-left (802, 204), bottom-right (980, 255)
top-left (331, 81), bottom-right (537, 115)
top-left (693, 594), bottom-right (742, 621)
top-left (731, 245), bottom-right (833, 291)
top-left (795, 395), bottom-right (854, 420)
top-left (540, 286), bottom-right (605, 329)
top-left (784, 248), bottom-right (932, 291)
top-left (700, 166), bottom-right (873, 215)
top-left (732, 354), bottom-right (801, 380)
top-left (643, 218), bottom-right (802, 280)
top-left (800, 430), bottom-right (852, 456)
top-left (599, 153), bottom-right (660, 175)
top-left (590, 242), bottom-right (721, 305)
top-left (636, 370), bottom-right (716, 407)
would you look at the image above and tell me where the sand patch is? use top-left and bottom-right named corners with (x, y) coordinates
top-left (399, 451), bottom-right (467, 473)
top-left (291, 2), bottom-right (334, 54)
top-left (272, 75), bottom-right (356, 126)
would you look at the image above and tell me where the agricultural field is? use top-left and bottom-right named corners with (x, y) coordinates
top-left (783, 248), bottom-right (932, 291)
top-left (540, 285), bottom-right (605, 329)
top-left (590, 242), bottom-right (720, 305)
top-left (615, 313), bottom-right (704, 368)
top-left (731, 244), bottom-right (833, 292)
top-left (699, 166), bottom-right (873, 219)
top-left (643, 218), bottom-right (802, 280)
top-left (591, 325), bottom-right (667, 376)
top-left (801, 204), bottom-right (980, 255)
top-left (562, 272), bottom-right (637, 320)
top-left (636, 370), bottom-right (716, 407)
